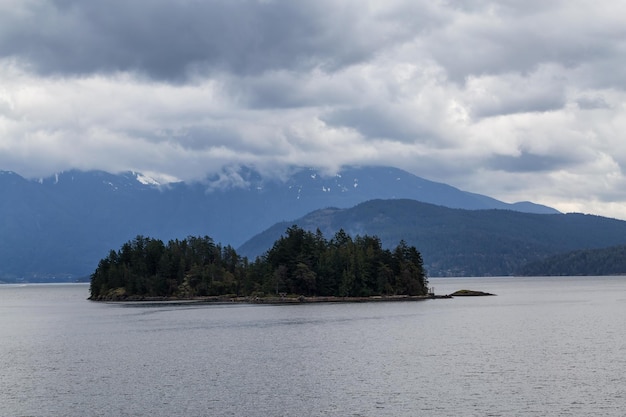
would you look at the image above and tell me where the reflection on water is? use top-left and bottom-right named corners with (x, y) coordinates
top-left (1, 277), bottom-right (625, 416)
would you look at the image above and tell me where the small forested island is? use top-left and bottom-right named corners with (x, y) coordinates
top-left (89, 226), bottom-right (429, 301)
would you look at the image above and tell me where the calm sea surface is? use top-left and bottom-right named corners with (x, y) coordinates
top-left (1, 276), bottom-right (625, 416)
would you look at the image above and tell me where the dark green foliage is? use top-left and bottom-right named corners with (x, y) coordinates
top-left (89, 235), bottom-right (241, 299)
top-left (89, 227), bottom-right (428, 300)
top-left (518, 245), bottom-right (626, 276)
top-left (259, 227), bottom-right (427, 297)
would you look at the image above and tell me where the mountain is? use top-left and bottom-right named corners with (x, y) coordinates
top-left (238, 199), bottom-right (626, 277)
top-left (0, 166), bottom-right (557, 282)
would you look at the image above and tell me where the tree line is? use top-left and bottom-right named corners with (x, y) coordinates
top-left (89, 226), bottom-right (428, 300)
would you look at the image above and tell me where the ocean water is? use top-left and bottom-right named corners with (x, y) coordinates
top-left (1, 276), bottom-right (625, 416)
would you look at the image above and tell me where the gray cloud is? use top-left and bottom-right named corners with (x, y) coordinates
top-left (321, 106), bottom-right (435, 143)
top-left (422, 1), bottom-right (623, 83)
top-left (486, 151), bottom-right (578, 173)
top-left (464, 66), bottom-right (569, 118)
top-left (575, 95), bottom-right (611, 110)
top-left (2, 0), bottom-right (626, 220)
top-left (0, 0), bottom-right (435, 81)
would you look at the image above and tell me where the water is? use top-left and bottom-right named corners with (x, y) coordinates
top-left (1, 277), bottom-right (625, 416)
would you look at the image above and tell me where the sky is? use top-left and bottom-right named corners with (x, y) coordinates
top-left (1, 0), bottom-right (626, 219)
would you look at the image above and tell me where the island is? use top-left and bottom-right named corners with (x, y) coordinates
top-left (450, 289), bottom-right (496, 296)
top-left (89, 226), bottom-right (430, 302)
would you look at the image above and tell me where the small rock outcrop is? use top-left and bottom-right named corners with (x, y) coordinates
top-left (450, 289), bottom-right (496, 297)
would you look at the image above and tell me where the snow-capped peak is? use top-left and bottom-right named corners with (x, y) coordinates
top-left (134, 173), bottom-right (160, 186)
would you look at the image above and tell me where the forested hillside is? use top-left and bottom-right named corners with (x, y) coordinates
top-left (89, 227), bottom-right (428, 300)
top-left (518, 245), bottom-right (626, 276)
top-left (239, 199), bottom-right (626, 276)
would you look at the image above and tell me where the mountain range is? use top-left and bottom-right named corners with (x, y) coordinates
top-left (0, 165), bottom-right (564, 282)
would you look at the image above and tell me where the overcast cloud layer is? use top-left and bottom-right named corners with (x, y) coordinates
top-left (2, 0), bottom-right (626, 219)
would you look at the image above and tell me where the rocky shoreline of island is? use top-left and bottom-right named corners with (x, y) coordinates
top-left (92, 290), bottom-right (494, 304)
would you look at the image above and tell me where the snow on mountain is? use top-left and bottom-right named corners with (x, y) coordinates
top-left (133, 172), bottom-right (160, 186)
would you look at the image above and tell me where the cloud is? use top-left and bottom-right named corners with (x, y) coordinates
top-left (464, 65), bottom-right (568, 118)
top-left (0, 0), bottom-right (437, 81)
top-left (1, 0), bottom-right (626, 220)
top-left (486, 151), bottom-right (578, 173)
